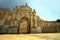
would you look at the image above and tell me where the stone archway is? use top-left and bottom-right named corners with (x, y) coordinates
top-left (19, 17), bottom-right (30, 34)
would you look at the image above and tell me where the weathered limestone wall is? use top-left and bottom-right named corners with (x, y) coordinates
top-left (1, 4), bottom-right (60, 34)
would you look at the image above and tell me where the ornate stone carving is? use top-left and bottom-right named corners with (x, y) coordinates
top-left (19, 21), bottom-right (28, 33)
top-left (0, 4), bottom-right (40, 33)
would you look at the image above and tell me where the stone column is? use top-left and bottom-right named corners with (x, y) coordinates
top-left (34, 16), bottom-right (37, 27)
top-left (30, 11), bottom-right (37, 33)
top-left (30, 12), bottom-right (34, 27)
top-left (1, 12), bottom-right (8, 25)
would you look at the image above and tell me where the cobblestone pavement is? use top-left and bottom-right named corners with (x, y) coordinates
top-left (0, 33), bottom-right (60, 40)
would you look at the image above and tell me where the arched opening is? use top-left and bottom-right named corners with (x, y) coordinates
top-left (19, 16), bottom-right (30, 34)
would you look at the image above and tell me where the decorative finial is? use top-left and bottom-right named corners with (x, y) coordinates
top-left (33, 9), bottom-right (36, 15)
top-left (30, 8), bottom-right (32, 10)
top-left (33, 9), bottom-right (36, 12)
top-left (20, 6), bottom-right (21, 9)
top-left (26, 3), bottom-right (28, 6)
top-left (16, 6), bottom-right (18, 9)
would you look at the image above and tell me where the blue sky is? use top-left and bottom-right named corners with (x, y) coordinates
top-left (0, 0), bottom-right (60, 21)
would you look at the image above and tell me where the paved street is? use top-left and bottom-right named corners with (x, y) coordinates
top-left (0, 33), bottom-right (60, 40)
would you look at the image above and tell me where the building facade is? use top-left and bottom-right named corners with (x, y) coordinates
top-left (0, 4), bottom-right (60, 34)
top-left (0, 4), bottom-right (41, 34)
